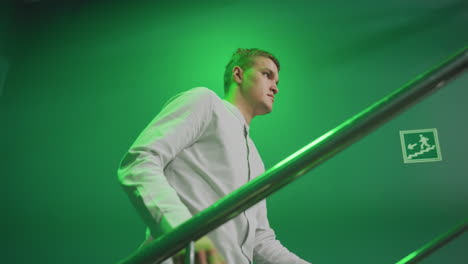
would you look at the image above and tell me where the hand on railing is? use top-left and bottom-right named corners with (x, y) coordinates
top-left (172, 236), bottom-right (226, 264)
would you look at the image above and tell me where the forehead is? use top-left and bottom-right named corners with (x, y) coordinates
top-left (252, 56), bottom-right (279, 73)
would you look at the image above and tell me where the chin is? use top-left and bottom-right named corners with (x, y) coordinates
top-left (260, 106), bottom-right (273, 115)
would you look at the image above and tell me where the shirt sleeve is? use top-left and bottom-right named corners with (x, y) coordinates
top-left (253, 199), bottom-right (312, 264)
top-left (117, 87), bottom-right (215, 237)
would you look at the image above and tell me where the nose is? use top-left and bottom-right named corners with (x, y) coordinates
top-left (271, 84), bottom-right (279, 95)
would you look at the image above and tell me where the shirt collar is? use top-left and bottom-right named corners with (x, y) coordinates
top-left (222, 99), bottom-right (250, 133)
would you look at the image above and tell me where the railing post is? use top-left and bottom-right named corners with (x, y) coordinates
top-left (184, 241), bottom-right (195, 264)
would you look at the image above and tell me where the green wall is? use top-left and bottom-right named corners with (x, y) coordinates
top-left (3, 0), bottom-right (467, 263)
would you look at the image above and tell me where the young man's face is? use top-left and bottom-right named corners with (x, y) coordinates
top-left (238, 56), bottom-right (280, 116)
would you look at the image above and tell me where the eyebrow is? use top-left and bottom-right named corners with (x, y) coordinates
top-left (262, 68), bottom-right (280, 85)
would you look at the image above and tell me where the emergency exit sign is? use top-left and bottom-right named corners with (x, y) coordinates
top-left (399, 128), bottom-right (442, 163)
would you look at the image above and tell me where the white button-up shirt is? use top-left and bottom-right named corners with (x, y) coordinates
top-left (118, 87), bottom-right (310, 264)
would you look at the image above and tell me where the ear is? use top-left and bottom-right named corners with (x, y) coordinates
top-left (232, 66), bottom-right (243, 84)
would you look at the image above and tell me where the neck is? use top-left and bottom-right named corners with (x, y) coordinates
top-left (224, 87), bottom-right (254, 125)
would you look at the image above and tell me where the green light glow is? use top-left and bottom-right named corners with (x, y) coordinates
top-left (395, 251), bottom-right (419, 264)
top-left (270, 92), bottom-right (380, 172)
top-left (271, 130), bottom-right (335, 170)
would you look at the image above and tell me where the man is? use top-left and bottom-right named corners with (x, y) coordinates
top-left (118, 48), bottom-right (310, 264)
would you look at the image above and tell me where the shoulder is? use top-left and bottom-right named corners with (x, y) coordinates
top-left (161, 87), bottom-right (220, 114)
top-left (169, 87), bottom-right (218, 104)
top-left (185, 87), bottom-right (219, 101)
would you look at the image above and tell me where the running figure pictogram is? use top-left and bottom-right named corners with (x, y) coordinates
top-left (419, 134), bottom-right (431, 150)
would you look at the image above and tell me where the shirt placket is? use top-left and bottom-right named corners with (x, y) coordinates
top-left (240, 124), bottom-right (252, 264)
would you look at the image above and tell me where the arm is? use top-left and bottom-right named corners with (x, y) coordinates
top-left (253, 200), bottom-right (311, 264)
top-left (118, 87), bottom-right (214, 237)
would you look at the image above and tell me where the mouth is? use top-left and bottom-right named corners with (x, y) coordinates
top-left (267, 94), bottom-right (275, 102)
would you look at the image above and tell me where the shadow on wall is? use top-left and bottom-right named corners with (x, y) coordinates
top-left (314, 0), bottom-right (468, 70)
top-left (0, 56), bottom-right (8, 96)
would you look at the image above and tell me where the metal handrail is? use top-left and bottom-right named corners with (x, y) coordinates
top-left (395, 219), bottom-right (468, 264)
top-left (117, 46), bottom-right (468, 264)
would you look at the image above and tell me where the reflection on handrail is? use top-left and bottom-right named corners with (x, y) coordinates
top-left (117, 46), bottom-right (468, 264)
top-left (395, 220), bottom-right (468, 264)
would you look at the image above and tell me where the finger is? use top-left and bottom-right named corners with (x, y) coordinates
top-left (197, 250), bottom-right (208, 264)
top-left (208, 255), bottom-right (221, 264)
top-left (207, 248), bottom-right (224, 264)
